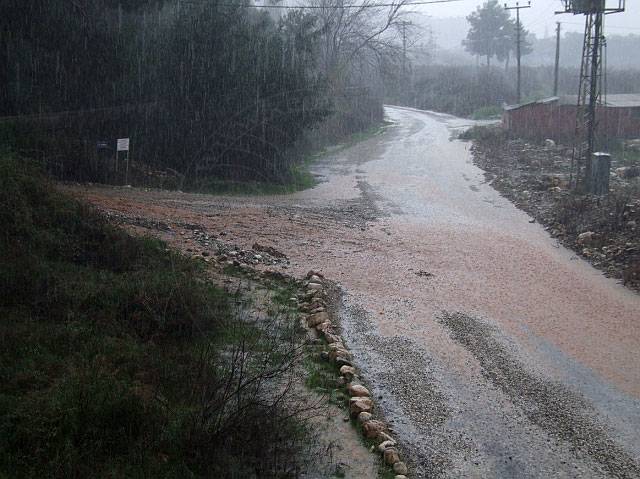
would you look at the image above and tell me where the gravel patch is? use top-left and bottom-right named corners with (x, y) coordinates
top-left (338, 301), bottom-right (468, 478)
top-left (439, 312), bottom-right (640, 479)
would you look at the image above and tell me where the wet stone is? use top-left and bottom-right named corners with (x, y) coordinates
top-left (362, 419), bottom-right (386, 439)
top-left (347, 384), bottom-right (370, 397)
top-left (383, 447), bottom-right (400, 465)
top-left (393, 461), bottom-right (408, 475)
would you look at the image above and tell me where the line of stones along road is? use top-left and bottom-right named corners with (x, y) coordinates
top-left (300, 271), bottom-right (410, 479)
top-left (108, 213), bottom-right (412, 477)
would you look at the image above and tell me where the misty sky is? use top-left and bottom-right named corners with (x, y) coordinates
top-left (417, 0), bottom-right (639, 38)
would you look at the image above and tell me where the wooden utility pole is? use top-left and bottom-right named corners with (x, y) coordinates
top-left (554, 22), bottom-right (561, 96)
top-left (504, 2), bottom-right (531, 104)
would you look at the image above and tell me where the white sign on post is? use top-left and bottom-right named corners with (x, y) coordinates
top-left (116, 138), bottom-right (130, 152)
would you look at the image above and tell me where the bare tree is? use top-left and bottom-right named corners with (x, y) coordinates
top-left (309, 0), bottom-right (410, 87)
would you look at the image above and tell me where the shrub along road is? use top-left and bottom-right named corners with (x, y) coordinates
top-left (72, 106), bottom-right (640, 478)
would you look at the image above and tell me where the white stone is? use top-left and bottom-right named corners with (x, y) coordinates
top-left (349, 397), bottom-right (373, 416)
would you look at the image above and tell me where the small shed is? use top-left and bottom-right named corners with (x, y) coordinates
top-left (502, 94), bottom-right (640, 141)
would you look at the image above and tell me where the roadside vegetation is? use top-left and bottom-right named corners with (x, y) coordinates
top-left (464, 127), bottom-right (640, 291)
top-left (1, 0), bottom-right (405, 192)
top-left (195, 122), bottom-right (389, 195)
top-left (0, 153), bottom-right (315, 477)
top-left (471, 106), bottom-right (503, 120)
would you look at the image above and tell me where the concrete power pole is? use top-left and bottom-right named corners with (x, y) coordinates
top-left (557, 0), bottom-right (625, 192)
top-left (398, 20), bottom-right (411, 103)
top-left (402, 21), bottom-right (407, 79)
top-left (505, 2), bottom-right (531, 104)
top-left (554, 22), bottom-right (561, 96)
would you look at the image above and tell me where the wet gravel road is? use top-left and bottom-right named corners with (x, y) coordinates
top-left (73, 106), bottom-right (640, 478)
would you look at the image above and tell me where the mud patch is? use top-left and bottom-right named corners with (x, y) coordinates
top-left (439, 312), bottom-right (640, 478)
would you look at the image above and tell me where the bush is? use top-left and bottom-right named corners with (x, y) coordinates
top-left (458, 125), bottom-right (506, 142)
top-left (471, 106), bottom-right (503, 120)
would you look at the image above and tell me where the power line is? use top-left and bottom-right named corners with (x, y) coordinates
top-left (180, 0), bottom-right (468, 9)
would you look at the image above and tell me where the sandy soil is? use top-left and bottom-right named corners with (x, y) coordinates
top-left (67, 106), bottom-right (640, 478)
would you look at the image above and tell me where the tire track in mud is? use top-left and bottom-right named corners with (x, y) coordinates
top-left (338, 302), bottom-right (471, 478)
top-left (439, 312), bottom-right (640, 479)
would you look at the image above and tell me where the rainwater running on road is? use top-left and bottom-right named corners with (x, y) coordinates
top-left (303, 106), bottom-right (640, 478)
top-left (75, 106), bottom-right (640, 478)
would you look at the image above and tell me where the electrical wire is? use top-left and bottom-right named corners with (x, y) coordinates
top-left (180, 0), bottom-right (469, 9)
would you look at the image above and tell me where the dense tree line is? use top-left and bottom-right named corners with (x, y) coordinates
top-left (1, 0), bottom-right (389, 187)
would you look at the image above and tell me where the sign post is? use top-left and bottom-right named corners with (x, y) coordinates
top-left (96, 141), bottom-right (111, 183)
top-left (117, 138), bottom-right (130, 185)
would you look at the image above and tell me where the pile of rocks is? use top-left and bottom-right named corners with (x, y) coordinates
top-left (106, 212), bottom-right (291, 269)
top-left (298, 271), bottom-right (410, 479)
top-left (105, 211), bottom-right (174, 231)
top-left (190, 230), bottom-right (290, 268)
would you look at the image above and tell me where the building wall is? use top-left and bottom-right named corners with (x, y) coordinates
top-left (503, 103), bottom-right (640, 141)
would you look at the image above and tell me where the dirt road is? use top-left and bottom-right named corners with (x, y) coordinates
top-left (72, 106), bottom-right (640, 478)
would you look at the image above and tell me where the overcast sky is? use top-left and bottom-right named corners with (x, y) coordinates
top-left (415, 0), bottom-right (639, 38)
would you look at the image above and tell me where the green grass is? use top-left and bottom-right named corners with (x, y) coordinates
top-left (0, 154), bottom-right (309, 478)
top-left (194, 121), bottom-right (388, 197)
top-left (471, 105), bottom-right (503, 120)
top-left (304, 350), bottom-right (340, 391)
top-left (346, 123), bottom-right (387, 144)
top-left (378, 465), bottom-right (398, 478)
top-left (606, 138), bottom-right (640, 167)
top-left (195, 163), bottom-right (318, 196)
top-left (458, 124), bottom-right (506, 141)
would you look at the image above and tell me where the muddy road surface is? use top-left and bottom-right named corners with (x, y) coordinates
top-left (72, 106), bottom-right (640, 478)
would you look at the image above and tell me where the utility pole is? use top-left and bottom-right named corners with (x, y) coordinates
top-left (398, 20), bottom-right (411, 103)
top-left (584, 11), bottom-right (603, 189)
top-left (554, 22), bottom-right (561, 96)
top-left (399, 21), bottom-right (410, 79)
top-left (504, 2), bottom-right (531, 104)
top-left (557, 0), bottom-right (625, 192)
top-left (402, 21), bottom-right (407, 78)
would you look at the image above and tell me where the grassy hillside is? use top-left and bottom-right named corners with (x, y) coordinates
top-left (0, 155), bottom-right (308, 478)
